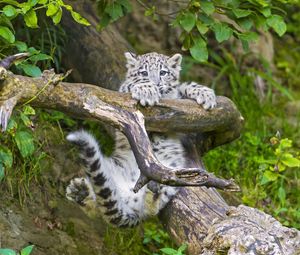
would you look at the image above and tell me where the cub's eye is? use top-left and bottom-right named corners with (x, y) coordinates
top-left (160, 70), bottom-right (168, 76)
top-left (139, 71), bottom-right (148, 76)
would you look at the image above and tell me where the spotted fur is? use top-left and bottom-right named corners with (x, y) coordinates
top-left (66, 52), bottom-right (217, 227)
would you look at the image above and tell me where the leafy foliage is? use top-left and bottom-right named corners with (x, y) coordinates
top-left (96, 0), bottom-right (288, 61)
top-left (0, 0), bottom-right (89, 76)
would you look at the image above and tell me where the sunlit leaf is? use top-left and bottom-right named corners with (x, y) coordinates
top-left (0, 26), bottom-right (15, 43)
top-left (20, 245), bottom-right (34, 255)
top-left (24, 9), bottom-right (38, 28)
top-left (71, 11), bottom-right (90, 25)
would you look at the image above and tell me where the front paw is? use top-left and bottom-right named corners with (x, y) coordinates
top-left (190, 86), bottom-right (216, 110)
top-left (131, 83), bottom-right (160, 106)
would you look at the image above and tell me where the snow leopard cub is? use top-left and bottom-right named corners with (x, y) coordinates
top-left (66, 52), bottom-right (217, 227)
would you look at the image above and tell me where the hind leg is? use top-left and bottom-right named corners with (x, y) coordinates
top-left (66, 130), bottom-right (145, 227)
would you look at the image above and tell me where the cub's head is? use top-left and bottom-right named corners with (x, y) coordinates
top-left (124, 52), bottom-right (182, 93)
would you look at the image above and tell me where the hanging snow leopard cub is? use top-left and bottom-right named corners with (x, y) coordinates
top-left (66, 52), bottom-right (217, 227)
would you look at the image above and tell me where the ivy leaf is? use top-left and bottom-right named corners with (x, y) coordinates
top-left (180, 12), bottom-right (196, 32)
top-left (201, 1), bottom-right (215, 15)
top-left (71, 11), bottom-right (91, 26)
top-left (20, 63), bottom-right (42, 77)
top-left (20, 245), bottom-right (34, 255)
top-left (212, 23), bottom-right (233, 43)
top-left (0, 26), bottom-right (15, 43)
top-left (267, 15), bottom-right (286, 36)
top-left (189, 38), bottom-right (208, 62)
top-left (14, 131), bottom-right (35, 158)
top-left (232, 8), bottom-right (251, 18)
top-left (24, 9), bottom-right (38, 28)
top-left (3, 5), bottom-right (17, 17)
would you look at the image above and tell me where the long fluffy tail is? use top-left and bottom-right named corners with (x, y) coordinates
top-left (66, 130), bottom-right (141, 227)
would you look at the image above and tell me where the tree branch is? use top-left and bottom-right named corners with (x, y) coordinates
top-left (0, 61), bottom-right (242, 192)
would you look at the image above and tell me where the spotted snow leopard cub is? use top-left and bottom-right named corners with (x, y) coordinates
top-left (66, 52), bottom-right (217, 227)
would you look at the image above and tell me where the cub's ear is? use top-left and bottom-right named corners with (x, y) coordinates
top-left (124, 52), bottom-right (137, 68)
top-left (167, 53), bottom-right (182, 69)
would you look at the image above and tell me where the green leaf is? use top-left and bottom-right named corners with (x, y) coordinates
top-left (20, 64), bottom-right (42, 77)
top-left (279, 138), bottom-right (292, 149)
top-left (52, 7), bottom-right (62, 24)
top-left (201, 1), bottom-right (215, 15)
top-left (119, 0), bottom-right (132, 12)
top-left (180, 12), bottom-right (196, 32)
top-left (232, 8), bottom-right (251, 18)
top-left (71, 11), bottom-right (90, 26)
top-left (212, 23), bottom-right (233, 43)
top-left (3, 5), bottom-right (17, 17)
top-left (278, 187), bottom-right (286, 205)
top-left (0, 146), bottom-right (13, 168)
top-left (105, 3), bottom-right (123, 21)
top-left (189, 38), bottom-right (208, 62)
top-left (0, 26), bottom-right (15, 43)
top-left (261, 170), bottom-right (278, 184)
top-left (160, 247), bottom-right (177, 255)
top-left (28, 0), bottom-right (38, 6)
top-left (267, 15), bottom-right (286, 36)
top-left (281, 153), bottom-right (300, 168)
top-left (260, 7), bottom-right (271, 17)
top-left (238, 31), bottom-right (259, 42)
top-left (20, 112), bottom-right (33, 128)
top-left (20, 3), bottom-right (31, 14)
top-left (20, 245), bottom-right (34, 255)
top-left (14, 41), bottom-right (28, 51)
top-left (24, 9), bottom-right (38, 28)
top-left (23, 105), bottom-right (36, 115)
top-left (238, 18), bottom-right (253, 30)
top-left (29, 53), bottom-right (52, 62)
top-left (178, 243), bottom-right (187, 252)
top-left (38, 0), bottom-right (48, 4)
top-left (196, 21), bottom-right (208, 34)
top-left (0, 249), bottom-right (17, 255)
top-left (0, 163), bottom-right (4, 181)
top-left (14, 131), bottom-right (35, 158)
top-left (46, 3), bottom-right (58, 16)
